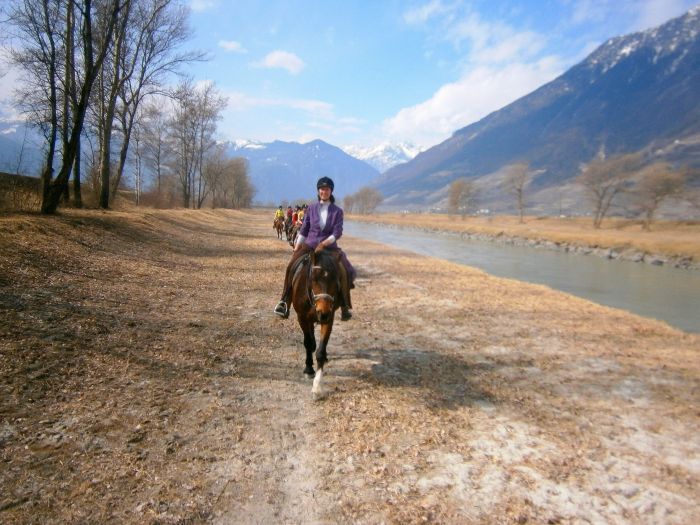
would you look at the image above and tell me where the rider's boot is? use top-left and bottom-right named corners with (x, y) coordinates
top-left (341, 288), bottom-right (352, 321)
top-left (336, 259), bottom-right (353, 321)
top-left (274, 287), bottom-right (291, 319)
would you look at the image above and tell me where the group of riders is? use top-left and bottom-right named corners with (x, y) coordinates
top-left (274, 203), bottom-right (307, 247)
top-left (272, 176), bottom-right (355, 322)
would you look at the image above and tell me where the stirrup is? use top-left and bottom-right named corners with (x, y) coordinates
top-left (274, 301), bottom-right (289, 319)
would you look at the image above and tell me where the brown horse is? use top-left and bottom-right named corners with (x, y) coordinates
top-left (273, 217), bottom-right (284, 239)
top-left (284, 216), bottom-right (294, 241)
top-left (290, 249), bottom-right (341, 399)
top-left (288, 223), bottom-right (301, 247)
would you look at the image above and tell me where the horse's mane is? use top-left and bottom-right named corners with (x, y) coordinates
top-left (312, 249), bottom-right (338, 275)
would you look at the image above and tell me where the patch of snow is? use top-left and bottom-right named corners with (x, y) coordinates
top-left (343, 142), bottom-right (424, 172)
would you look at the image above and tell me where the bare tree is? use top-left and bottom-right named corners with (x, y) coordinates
top-left (169, 80), bottom-right (197, 207)
top-left (8, 0), bottom-right (124, 214)
top-left (130, 109), bottom-right (144, 204)
top-left (202, 143), bottom-right (226, 208)
top-left (6, 0), bottom-right (198, 212)
top-left (577, 152), bottom-right (641, 228)
top-left (504, 162), bottom-right (530, 223)
top-left (7, 0), bottom-right (63, 205)
top-left (140, 102), bottom-right (170, 197)
top-left (208, 155), bottom-right (252, 209)
top-left (343, 194), bottom-right (355, 214)
top-left (112, 0), bottom-right (204, 204)
top-left (194, 82), bottom-right (226, 208)
top-left (169, 79), bottom-right (226, 208)
top-left (631, 163), bottom-right (686, 231)
top-left (95, 0), bottom-right (133, 208)
top-left (227, 157), bottom-right (253, 209)
top-left (350, 186), bottom-right (383, 215)
top-left (447, 178), bottom-right (476, 218)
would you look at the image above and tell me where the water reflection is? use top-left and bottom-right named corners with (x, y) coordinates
top-left (345, 221), bottom-right (700, 333)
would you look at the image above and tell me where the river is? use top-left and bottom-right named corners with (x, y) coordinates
top-left (345, 221), bottom-right (700, 334)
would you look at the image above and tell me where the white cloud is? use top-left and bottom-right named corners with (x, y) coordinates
top-left (568, 0), bottom-right (607, 25)
top-left (218, 40), bottom-right (247, 53)
top-left (254, 50), bottom-right (305, 75)
top-left (387, 4), bottom-right (570, 147)
top-left (382, 57), bottom-right (564, 147)
top-left (631, 0), bottom-right (695, 30)
top-left (404, 0), bottom-right (449, 25)
top-left (446, 12), bottom-right (546, 64)
top-left (475, 30), bottom-right (545, 63)
top-left (219, 90), bottom-right (368, 143)
top-left (225, 91), bottom-right (332, 118)
top-left (566, 0), bottom-right (696, 31)
top-left (189, 0), bottom-right (218, 13)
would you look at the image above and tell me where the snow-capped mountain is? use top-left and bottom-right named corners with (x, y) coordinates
top-left (375, 6), bottom-right (700, 211)
top-left (342, 142), bottom-right (423, 173)
top-left (226, 139), bottom-right (380, 205)
top-left (229, 139), bottom-right (266, 150)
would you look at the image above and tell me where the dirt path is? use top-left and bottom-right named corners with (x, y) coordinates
top-left (1, 209), bottom-right (699, 524)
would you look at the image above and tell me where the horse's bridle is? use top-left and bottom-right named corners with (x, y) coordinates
top-left (308, 262), bottom-right (335, 307)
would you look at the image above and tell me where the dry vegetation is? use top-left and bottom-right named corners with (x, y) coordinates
top-left (348, 213), bottom-right (700, 262)
top-left (1, 208), bottom-right (699, 524)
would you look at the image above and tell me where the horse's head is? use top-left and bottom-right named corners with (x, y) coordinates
top-left (309, 250), bottom-right (339, 325)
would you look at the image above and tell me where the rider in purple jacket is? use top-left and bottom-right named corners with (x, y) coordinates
top-left (274, 177), bottom-right (355, 321)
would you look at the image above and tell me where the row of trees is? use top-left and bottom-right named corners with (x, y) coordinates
top-left (576, 153), bottom-right (690, 230)
top-left (343, 186), bottom-right (383, 215)
top-left (3, 0), bottom-right (252, 213)
top-left (447, 155), bottom-right (693, 230)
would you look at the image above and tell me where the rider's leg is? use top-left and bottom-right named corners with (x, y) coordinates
top-left (274, 245), bottom-right (311, 318)
top-left (334, 252), bottom-right (353, 321)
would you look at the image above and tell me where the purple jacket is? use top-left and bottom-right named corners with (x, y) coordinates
top-left (299, 201), bottom-right (344, 249)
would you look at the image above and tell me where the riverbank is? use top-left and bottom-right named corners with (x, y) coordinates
top-left (1, 208), bottom-right (699, 524)
top-left (348, 213), bottom-right (700, 270)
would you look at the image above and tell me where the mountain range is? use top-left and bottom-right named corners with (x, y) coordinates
top-left (374, 6), bottom-right (700, 213)
top-left (2, 7), bottom-right (700, 215)
top-left (225, 139), bottom-right (380, 205)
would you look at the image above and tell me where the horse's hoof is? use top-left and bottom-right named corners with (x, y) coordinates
top-left (303, 367), bottom-right (315, 377)
top-left (312, 389), bottom-right (327, 401)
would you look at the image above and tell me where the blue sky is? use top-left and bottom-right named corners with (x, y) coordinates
top-left (2, 0), bottom-right (699, 150)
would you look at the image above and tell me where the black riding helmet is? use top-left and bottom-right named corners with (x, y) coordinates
top-left (317, 177), bottom-right (334, 191)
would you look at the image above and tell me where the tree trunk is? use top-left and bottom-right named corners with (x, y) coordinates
top-left (40, 0), bottom-right (59, 212)
top-left (72, 134), bottom-right (83, 208)
top-left (111, 106), bottom-right (135, 202)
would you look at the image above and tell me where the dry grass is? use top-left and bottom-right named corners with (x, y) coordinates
top-left (349, 213), bottom-right (700, 261)
top-left (1, 208), bottom-right (699, 524)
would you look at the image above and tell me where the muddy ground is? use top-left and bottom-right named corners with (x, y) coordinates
top-left (1, 209), bottom-right (699, 524)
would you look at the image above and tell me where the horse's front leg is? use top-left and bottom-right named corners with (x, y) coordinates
top-left (312, 318), bottom-right (333, 400)
top-left (301, 318), bottom-right (316, 377)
